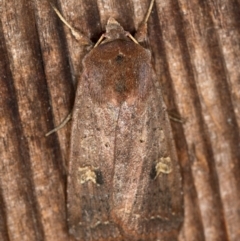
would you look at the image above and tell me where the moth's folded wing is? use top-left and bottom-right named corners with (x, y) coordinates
top-left (67, 76), bottom-right (121, 241)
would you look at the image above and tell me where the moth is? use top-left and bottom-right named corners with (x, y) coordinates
top-left (50, 0), bottom-right (183, 240)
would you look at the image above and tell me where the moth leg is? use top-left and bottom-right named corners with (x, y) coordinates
top-left (50, 3), bottom-right (92, 46)
top-left (135, 0), bottom-right (155, 43)
top-left (45, 113), bottom-right (72, 136)
top-left (169, 115), bottom-right (185, 124)
top-left (46, 4), bottom-right (94, 136)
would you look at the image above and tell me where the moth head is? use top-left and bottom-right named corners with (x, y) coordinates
top-left (105, 17), bottom-right (128, 41)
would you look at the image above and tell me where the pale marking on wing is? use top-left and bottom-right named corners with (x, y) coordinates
top-left (78, 167), bottom-right (97, 184)
top-left (91, 221), bottom-right (110, 228)
top-left (155, 157), bottom-right (172, 178)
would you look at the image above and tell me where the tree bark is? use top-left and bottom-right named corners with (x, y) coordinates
top-left (0, 0), bottom-right (239, 240)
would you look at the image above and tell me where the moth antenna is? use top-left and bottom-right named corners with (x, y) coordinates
top-left (94, 34), bottom-right (106, 48)
top-left (50, 2), bottom-right (92, 45)
top-left (143, 0), bottom-right (155, 24)
top-left (135, 0), bottom-right (155, 43)
top-left (126, 32), bottom-right (139, 44)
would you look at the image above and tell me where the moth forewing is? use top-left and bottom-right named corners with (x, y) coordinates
top-left (50, 0), bottom-right (183, 240)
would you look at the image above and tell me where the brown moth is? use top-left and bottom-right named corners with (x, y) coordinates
top-left (50, 0), bottom-right (183, 240)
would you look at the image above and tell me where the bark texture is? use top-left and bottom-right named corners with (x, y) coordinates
top-left (0, 0), bottom-right (239, 240)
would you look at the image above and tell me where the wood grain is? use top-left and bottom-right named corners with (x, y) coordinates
top-left (0, 0), bottom-right (240, 240)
